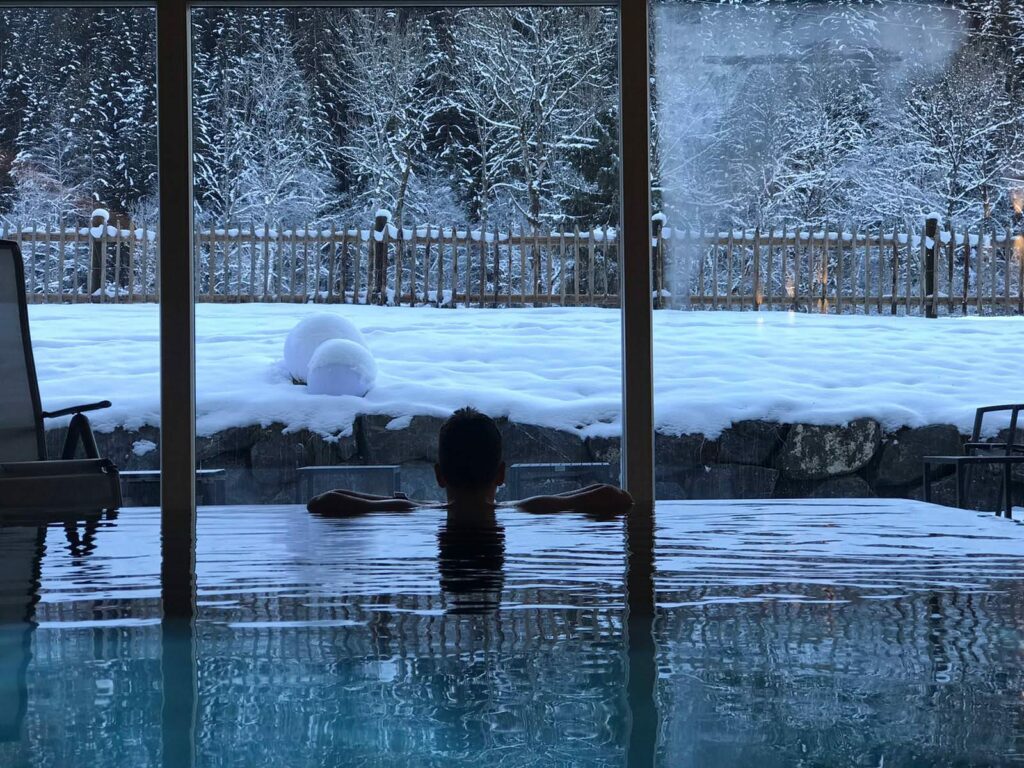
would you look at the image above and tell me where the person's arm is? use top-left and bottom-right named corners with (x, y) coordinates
top-left (307, 489), bottom-right (424, 516)
top-left (513, 484), bottom-right (633, 517)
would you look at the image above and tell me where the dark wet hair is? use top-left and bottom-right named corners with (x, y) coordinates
top-left (438, 407), bottom-right (503, 490)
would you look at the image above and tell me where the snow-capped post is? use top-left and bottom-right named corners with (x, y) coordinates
top-left (753, 226), bottom-right (762, 311)
top-left (924, 214), bottom-right (940, 318)
top-left (1014, 190), bottom-right (1024, 315)
top-left (651, 213), bottom-right (665, 310)
top-left (373, 209), bottom-right (390, 306)
top-left (89, 208), bottom-right (110, 302)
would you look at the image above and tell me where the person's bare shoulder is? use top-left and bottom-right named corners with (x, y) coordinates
top-left (307, 490), bottom-right (422, 516)
top-left (512, 484), bottom-right (632, 517)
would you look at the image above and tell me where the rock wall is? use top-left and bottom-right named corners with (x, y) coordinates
top-left (46, 417), bottom-right (1016, 511)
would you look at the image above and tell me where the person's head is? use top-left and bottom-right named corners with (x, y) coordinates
top-left (435, 407), bottom-right (505, 496)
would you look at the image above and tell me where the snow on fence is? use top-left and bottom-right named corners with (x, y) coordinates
top-left (659, 225), bottom-right (1024, 316)
top-left (5, 220), bottom-right (1024, 315)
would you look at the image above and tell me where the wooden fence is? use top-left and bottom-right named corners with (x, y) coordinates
top-left (5, 221), bottom-right (1023, 315)
top-left (659, 225), bottom-right (1024, 316)
top-left (3, 223), bottom-right (619, 307)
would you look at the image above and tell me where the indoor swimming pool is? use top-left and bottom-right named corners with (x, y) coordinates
top-left (0, 500), bottom-right (1021, 767)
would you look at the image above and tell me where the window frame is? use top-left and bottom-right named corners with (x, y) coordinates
top-left (0, 4), bottom-right (656, 761)
top-left (155, 0), bottom-right (653, 539)
top-left (0, 0), bottom-right (654, 596)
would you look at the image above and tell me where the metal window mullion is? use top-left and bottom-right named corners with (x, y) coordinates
top-left (618, 0), bottom-right (654, 507)
top-left (156, 6), bottom-right (199, 768)
top-left (618, 7), bottom-right (658, 761)
top-left (157, 0), bottom-right (196, 616)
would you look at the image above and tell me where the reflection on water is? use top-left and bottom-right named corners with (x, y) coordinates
top-left (437, 519), bottom-right (506, 614)
top-left (0, 526), bottom-right (42, 744)
top-left (654, 502), bottom-right (1024, 767)
top-left (0, 501), bottom-right (1021, 767)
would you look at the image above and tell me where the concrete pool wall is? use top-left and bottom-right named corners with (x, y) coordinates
top-left (45, 417), bottom-right (1016, 509)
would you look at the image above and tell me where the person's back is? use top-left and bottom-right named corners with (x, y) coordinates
top-left (307, 407), bottom-right (632, 519)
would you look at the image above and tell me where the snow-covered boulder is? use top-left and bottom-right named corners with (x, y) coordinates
top-left (306, 339), bottom-right (377, 397)
top-left (284, 313), bottom-right (367, 383)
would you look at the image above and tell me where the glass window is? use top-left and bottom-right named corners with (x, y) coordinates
top-left (652, 0), bottom-right (1024, 503)
top-left (0, 5), bottom-right (161, 763)
top-left (0, 6), bottom-right (161, 498)
top-left (651, 1), bottom-right (1024, 763)
top-left (190, 6), bottom-right (626, 507)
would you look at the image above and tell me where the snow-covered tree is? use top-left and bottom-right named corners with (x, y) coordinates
top-left (5, 91), bottom-right (92, 226)
top-left (191, 16), bottom-right (334, 227)
top-left (323, 9), bottom-right (448, 227)
top-left (76, 9), bottom-right (157, 215)
top-left (449, 7), bottom-right (617, 230)
top-left (847, 44), bottom-right (1020, 230)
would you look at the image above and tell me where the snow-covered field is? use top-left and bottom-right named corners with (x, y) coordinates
top-left (28, 304), bottom-right (1023, 439)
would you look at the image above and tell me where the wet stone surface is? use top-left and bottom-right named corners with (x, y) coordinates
top-left (57, 416), bottom-right (1023, 512)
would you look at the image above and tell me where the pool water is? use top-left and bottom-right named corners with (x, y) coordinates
top-left (0, 500), bottom-right (1021, 767)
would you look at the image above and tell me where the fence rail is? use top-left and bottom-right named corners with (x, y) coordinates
top-left (660, 226), bottom-right (1024, 317)
top-left (6, 221), bottom-right (1023, 315)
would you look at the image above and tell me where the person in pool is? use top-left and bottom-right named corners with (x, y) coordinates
top-left (306, 407), bottom-right (633, 519)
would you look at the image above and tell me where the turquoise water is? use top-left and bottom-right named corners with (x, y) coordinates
top-left (0, 500), bottom-right (1022, 767)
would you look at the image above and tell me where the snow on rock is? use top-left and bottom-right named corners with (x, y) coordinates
top-left (132, 439), bottom-right (157, 457)
top-left (306, 339), bottom-right (377, 397)
top-left (283, 313), bottom-right (367, 383)
top-left (25, 304), bottom-right (1024, 440)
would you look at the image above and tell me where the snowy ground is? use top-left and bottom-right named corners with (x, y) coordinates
top-left (28, 304), bottom-right (1024, 439)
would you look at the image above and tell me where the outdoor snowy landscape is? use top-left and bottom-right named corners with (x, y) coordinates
top-left (30, 304), bottom-right (1024, 440)
top-left (3, 1), bottom-right (1024, 504)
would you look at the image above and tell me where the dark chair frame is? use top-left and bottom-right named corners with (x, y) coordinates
top-left (1, 240), bottom-right (121, 510)
top-left (923, 404), bottom-right (1024, 519)
top-left (3, 239), bottom-right (111, 461)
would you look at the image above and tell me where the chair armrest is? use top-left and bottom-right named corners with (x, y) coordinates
top-left (972, 404), bottom-right (1024, 445)
top-left (965, 441), bottom-right (1000, 453)
top-left (0, 458), bottom-right (118, 477)
top-left (974, 404), bottom-right (1024, 415)
top-left (42, 400), bottom-right (112, 419)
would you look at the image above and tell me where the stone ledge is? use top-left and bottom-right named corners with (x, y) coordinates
top-left (48, 416), bottom-right (1013, 510)
top-left (780, 419), bottom-right (882, 480)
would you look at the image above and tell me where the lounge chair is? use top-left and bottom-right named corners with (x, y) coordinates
top-left (923, 404), bottom-right (1024, 519)
top-left (0, 239), bottom-right (121, 510)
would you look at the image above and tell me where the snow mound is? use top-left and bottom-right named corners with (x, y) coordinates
top-left (28, 304), bottom-right (1024, 440)
top-left (284, 313), bottom-right (367, 383)
top-left (132, 439), bottom-right (157, 457)
top-left (307, 339), bottom-right (377, 397)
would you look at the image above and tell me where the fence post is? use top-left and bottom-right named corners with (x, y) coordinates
top-left (651, 214), bottom-right (664, 310)
top-left (89, 209), bottom-right (108, 302)
top-left (1016, 205), bottom-right (1024, 315)
top-left (373, 211), bottom-right (388, 306)
top-left (752, 227), bottom-right (761, 310)
top-left (924, 214), bottom-right (939, 318)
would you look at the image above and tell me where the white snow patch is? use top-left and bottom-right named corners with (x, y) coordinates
top-left (386, 415), bottom-right (413, 431)
top-left (283, 313), bottom-right (367, 383)
top-left (306, 339), bottom-right (377, 397)
top-left (25, 305), bottom-right (1024, 440)
top-left (132, 439), bottom-right (157, 457)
